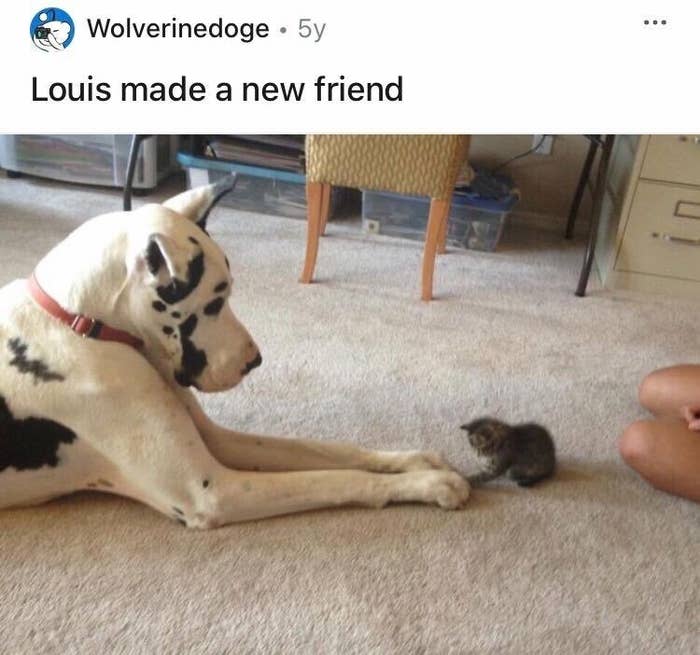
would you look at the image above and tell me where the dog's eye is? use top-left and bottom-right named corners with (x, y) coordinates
top-left (203, 297), bottom-right (225, 316)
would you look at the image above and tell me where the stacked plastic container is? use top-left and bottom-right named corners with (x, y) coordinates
top-left (362, 169), bottom-right (519, 251)
top-left (0, 135), bottom-right (177, 189)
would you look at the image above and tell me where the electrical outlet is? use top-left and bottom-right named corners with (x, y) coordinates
top-left (364, 219), bottom-right (380, 234)
top-left (533, 135), bottom-right (554, 155)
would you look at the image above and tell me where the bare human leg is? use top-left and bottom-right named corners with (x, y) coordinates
top-left (619, 364), bottom-right (700, 502)
top-left (619, 418), bottom-right (700, 502)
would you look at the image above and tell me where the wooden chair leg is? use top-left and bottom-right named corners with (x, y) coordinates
top-left (422, 198), bottom-right (450, 301)
top-left (437, 199), bottom-right (452, 254)
top-left (319, 183), bottom-right (332, 236)
top-left (300, 181), bottom-right (325, 283)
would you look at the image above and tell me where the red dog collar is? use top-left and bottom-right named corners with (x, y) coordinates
top-left (27, 273), bottom-right (144, 351)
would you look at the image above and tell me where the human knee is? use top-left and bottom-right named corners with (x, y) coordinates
top-left (618, 420), bottom-right (656, 467)
top-left (638, 370), bottom-right (663, 409)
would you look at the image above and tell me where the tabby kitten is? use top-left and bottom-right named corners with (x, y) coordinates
top-left (461, 417), bottom-right (555, 487)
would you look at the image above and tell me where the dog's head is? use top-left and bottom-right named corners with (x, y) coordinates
top-left (125, 178), bottom-right (261, 392)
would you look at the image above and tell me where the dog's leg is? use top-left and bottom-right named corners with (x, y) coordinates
top-left (176, 389), bottom-right (452, 473)
top-left (115, 418), bottom-right (470, 527)
top-left (203, 429), bottom-right (450, 474)
top-left (180, 467), bottom-right (470, 527)
top-left (132, 452), bottom-right (471, 527)
top-left (89, 385), bottom-right (468, 528)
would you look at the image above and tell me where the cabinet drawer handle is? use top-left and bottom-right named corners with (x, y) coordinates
top-left (675, 200), bottom-right (700, 219)
top-left (651, 231), bottom-right (700, 246)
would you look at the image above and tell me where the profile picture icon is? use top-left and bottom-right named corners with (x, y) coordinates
top-left (30, 7), bottom-right (75, 52)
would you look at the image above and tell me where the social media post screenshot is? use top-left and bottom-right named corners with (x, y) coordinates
top-left (0, 2), bottom-right (698, 654)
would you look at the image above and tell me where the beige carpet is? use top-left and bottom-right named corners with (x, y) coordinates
top-left (0, 175), bottom-right (697, 654)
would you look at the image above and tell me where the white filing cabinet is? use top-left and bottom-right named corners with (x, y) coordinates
top-left (595, 135), bottom-right (700, 297)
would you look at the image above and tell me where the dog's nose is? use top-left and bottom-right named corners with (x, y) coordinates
top-left (243, 352), bottom-right (262, 374)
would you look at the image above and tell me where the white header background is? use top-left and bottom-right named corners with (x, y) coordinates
top-left (2, 0), bottom-right (696, 132)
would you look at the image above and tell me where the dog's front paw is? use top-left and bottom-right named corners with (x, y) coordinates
top-left (426, 471), bottom-right (471, 509)
top-left (405, 470), bottom-right (471, 509)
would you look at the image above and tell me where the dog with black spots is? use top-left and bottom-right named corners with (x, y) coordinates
top-left (0, 180), bottom-right (469, 526)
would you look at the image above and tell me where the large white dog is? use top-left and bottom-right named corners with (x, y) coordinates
top-left (0, 180), bottom-right (469, 528)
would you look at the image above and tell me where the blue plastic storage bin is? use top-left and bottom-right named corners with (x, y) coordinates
top-left (362, 182), bottom-right (518, 252)
top-left (177, 153), bottom-right (343, 220)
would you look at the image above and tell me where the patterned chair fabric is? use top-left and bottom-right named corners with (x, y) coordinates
top-left (305, 135), bottom-right (470, 200)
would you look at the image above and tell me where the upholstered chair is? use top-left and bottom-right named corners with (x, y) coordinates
top-left (300, 135), bottom-right (471, 300)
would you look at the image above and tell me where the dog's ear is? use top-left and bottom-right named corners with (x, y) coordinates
top-left (138, 233), bottom-right (206, 304)
top-left (143, 233), bottom-right (188, 282)
top-left (162, 175), bottom-right (237, 231)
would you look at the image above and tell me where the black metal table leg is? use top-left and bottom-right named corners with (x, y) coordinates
top-left (575, 135), bottom-right (615, 297)
top-left (565, 137), bottom-right (599, 240)
top-left (123, 134), bottom-right (148, 211)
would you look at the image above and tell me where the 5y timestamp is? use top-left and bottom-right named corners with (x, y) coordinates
top-left (281, 18), bottom-right (326, 43)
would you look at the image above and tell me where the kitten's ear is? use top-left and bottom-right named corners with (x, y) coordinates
top-left (162, 175), bottom-right (237, 230)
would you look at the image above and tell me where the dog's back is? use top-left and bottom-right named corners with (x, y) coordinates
top-left (0, 278), bottom-right (143, 507)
